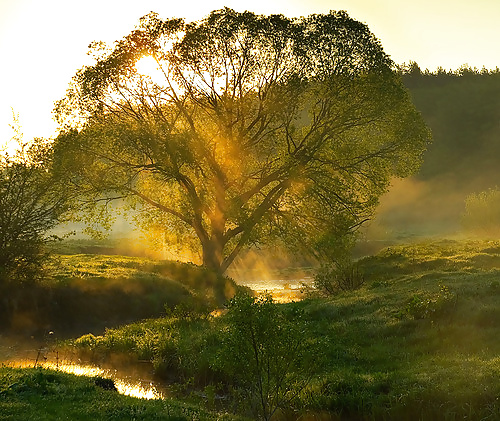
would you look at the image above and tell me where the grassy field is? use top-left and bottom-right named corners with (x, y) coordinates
top-left (1, 239), bottom-right (499, 420)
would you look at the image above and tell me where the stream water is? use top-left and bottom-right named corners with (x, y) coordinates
top-left (236, 277), bottom-right (312, 302)
top-left (1, 277), bottom-right (312, 400)
top-left (1, 343), bottom-right (167, 400)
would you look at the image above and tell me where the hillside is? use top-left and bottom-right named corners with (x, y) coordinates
top-left (367, 68), bottom-right (500, 240)
top-left (14, 239), bottom-right (494, 420)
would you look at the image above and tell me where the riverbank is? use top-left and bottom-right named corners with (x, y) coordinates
top-left (0, 366), bottom-right (241, 421)
top-left (0, 342), bottom-right (166, 400)
top-left (0, 254), bottom-right (242, 340)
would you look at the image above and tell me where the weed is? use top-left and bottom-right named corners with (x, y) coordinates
top-left (404, 285), bottom-right (457, 321)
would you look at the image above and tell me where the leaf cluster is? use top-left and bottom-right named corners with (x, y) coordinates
top-left (0, 140), bottom-right (69, 286)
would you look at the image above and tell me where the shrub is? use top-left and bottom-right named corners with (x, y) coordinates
top-left (314, 259), bottom-right (365, 295)
top-left (215, 293), bottom-right (314, 420)
top-left (74, 333), bottom-right (100, 349)
top-left (405, 285), bottom-right (457, 321)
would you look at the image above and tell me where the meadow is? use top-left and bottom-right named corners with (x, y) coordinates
top-left (1, 239), bottom-right (499, 420)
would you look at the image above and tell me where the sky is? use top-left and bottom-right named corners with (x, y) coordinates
top-left (1, 0), bottom-right (499, 149)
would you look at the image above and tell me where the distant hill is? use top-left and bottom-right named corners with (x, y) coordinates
top-left (365, 66), bottom-right (500, 241)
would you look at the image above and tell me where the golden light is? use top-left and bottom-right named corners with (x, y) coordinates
top-left (135, 55), bottom-right (164, 83)
top-left (4, 359), bottom-right (165, 400)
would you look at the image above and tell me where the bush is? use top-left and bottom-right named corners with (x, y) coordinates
top-left (215, 293), bottom-right (314, 420)
top-left (314, 259), bottom-right (365, 295)
top-left (404, 285), bottom-right (457, 321)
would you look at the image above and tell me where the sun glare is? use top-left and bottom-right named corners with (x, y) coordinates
top-left (135, 56), bottom-right (164, 83)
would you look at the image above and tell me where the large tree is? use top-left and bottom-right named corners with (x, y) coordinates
top-left (53, 9), bottom-right (430, 274)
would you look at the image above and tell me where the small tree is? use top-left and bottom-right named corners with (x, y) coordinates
top-left (217, 293), bottom-right (313, 420)
top-left (0, 139), bottom-right (68, 287)
top-left (462, 187), bottom-right (500, 237)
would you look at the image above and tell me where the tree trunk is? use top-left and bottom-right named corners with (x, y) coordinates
top-left (201, 238), bottom-right (231, 304)
top-left (202, 238), bottom-right (224, 275)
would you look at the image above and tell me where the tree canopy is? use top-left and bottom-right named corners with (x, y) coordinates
top-left (53, 8), bottom-right (430, 273)
top-left (0, 139), bottom-right (68, 286)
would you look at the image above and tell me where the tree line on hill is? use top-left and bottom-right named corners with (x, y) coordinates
top-left (365, 63), bottom-right (500, 240)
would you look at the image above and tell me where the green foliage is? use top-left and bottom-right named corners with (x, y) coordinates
top-left (0, 139), bottom-right (68, 288)
top-left (70, 316), bottom-right (223, 386)
top-left (215, 293), bottom-right (314, 420)
top-left (53, 8), bottom-right (429, 273)
top-left (74, 333), bottom-right (100, 349)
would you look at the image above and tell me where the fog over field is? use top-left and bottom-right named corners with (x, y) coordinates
top-left (365, 68), bottom-right (500, 244)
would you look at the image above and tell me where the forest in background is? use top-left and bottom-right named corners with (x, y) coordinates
top-left (365, 66), bottom-right (500, 242)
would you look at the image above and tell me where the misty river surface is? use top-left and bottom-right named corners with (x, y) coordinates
top-left (233, 275), bottom-right (313, 303)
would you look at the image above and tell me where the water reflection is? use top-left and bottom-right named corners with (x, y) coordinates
top-left (238, 277), bottom-right (312, 302)
top-left (3, 351), bottom-right (166, 400)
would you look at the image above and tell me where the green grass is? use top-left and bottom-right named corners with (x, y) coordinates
top-left (293, 239), bottom-right (500, 419)
top-left (46, 253), bottom-right (238, 301)
top-left (66, 239), bottom-right (499, 420)
top-left (3, 239), bottom-right (499, 419)
top-left (0, 367), bottom-right (241, 420)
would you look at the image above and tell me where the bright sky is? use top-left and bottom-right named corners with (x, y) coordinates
top-left (1, 0), bottom-right (499, 149)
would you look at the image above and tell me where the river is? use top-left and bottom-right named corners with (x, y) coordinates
top-left (1, 276), bottom-right (311, 400)
top-left (0, 341), bottom-right (167, 400)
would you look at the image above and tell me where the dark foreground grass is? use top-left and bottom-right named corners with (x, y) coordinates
top-left (66, 239), bottom-right (500, 420)
top-left (0, 367), bottom-right (242, 421)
